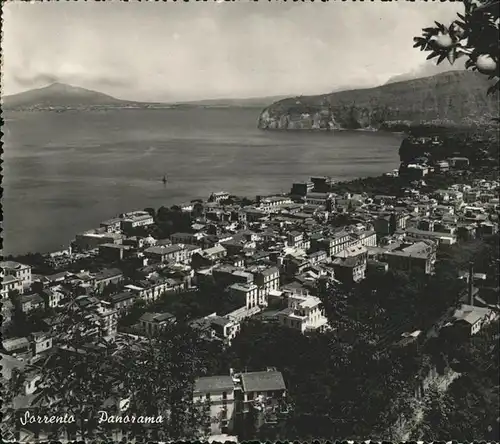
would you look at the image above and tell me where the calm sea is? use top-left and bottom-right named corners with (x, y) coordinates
top-left (2, 107), bottom-right (403, 255)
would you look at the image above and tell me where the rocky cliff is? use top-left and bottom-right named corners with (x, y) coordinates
top-left (258, 71), bottom-right (499, 130)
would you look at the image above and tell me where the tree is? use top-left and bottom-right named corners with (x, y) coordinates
top-left (112, 322), bottom-right (219, 441)
top-left (414, 0), bottom-right (499, 97)
top-left (29, 297), bottom-right (117, 440)
top-left (1, 367), bottom-right (27, 440)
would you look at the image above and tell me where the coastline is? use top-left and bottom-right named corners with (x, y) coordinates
top-left (6, 164), bottom-right (499, 264)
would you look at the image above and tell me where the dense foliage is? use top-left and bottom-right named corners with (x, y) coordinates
top-left (24, 301), bottom-right (224, 441)
top-left (415, 0), bottom-right (499, 96)
top-left (415, 321), bottom-right (500, 440)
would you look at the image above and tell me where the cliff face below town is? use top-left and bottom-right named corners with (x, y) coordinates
top-left (258, 71), bottom-right (500, 131)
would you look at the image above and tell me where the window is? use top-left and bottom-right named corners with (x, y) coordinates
top-left (222, 391), bottom-right (227, 400)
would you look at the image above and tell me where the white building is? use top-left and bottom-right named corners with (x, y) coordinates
top-left (1, 275), bottom-right (23, 299)
top-left (450, 304), bottom-right (499, 336)
top-left (1, 261), bottom-right (32, 291)
top-left (229, 283), bottom-right (260, 310)
top-left (276, 293), bottom-right (329, 333)
top-left (120, 211), bottom-right (155, 230)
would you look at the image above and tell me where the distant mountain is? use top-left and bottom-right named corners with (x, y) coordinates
top-left (1, 83), bottom-right (135, 110)
top-left (258, 71), bottom-right (499, 130)
top-left (385, 60), bottom-right (466, 85)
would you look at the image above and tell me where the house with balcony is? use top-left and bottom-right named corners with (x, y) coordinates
top-left (193, 375), bottom-right (236, 435)
top-left (276, 293), bottom-right (329, 333)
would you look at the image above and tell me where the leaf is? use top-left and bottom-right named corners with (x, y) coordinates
top-left (437, 53), bottom-right (447, 65)
top-left (426, 51), bottom-right (439, 60)
top-left (447, 48), bottom-right (457, 64)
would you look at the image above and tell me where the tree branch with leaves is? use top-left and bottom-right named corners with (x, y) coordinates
top-left (414, 0), bottom-right (499, 96)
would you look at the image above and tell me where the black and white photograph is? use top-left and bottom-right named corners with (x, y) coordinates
top-left (1, 0), bottom-right (499, 442)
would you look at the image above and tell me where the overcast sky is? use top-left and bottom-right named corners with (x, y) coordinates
top-left (3, 1), bottom-right (463, 102)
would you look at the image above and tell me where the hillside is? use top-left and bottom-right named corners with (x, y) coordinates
top-left (258, 71), bottom-right (500, 131)
top-left (1, 83), bottom-right (138, 110)
top-left (384, 60), bottom-right (466, 85)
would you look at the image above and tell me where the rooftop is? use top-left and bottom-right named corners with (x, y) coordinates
top-left (94, 268), bottom-right (123, 280)
top-left (240, 370), bottom-right (286, 393)
top-left (194, 375), bottom-right (235, 394)
top-left (1, 261), bottom-right (29, 270)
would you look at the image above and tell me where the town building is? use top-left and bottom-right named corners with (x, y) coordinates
top-left (253, 267), bottom-right (280, 300)
top-left (448, 303), bottom-right (498, 336)
top-left (139, 312), bottom-right (176, 336)
top-left (1, 275), bottom-right (23, 299)
top-left (193, 375), bottom-right (236, 435)
top-left (73, 230), bottom-right (124, 251)
top-left (229, 283), bottom-right (260, 309)
top-left (120, 211), bottom-right (155, 230)
top-left (381, 240), bottom-right (437, 274)
top-left (276, 293), bottom-right (329, 333)
top-left (332, 244), bottom-right (368, 283)
top-left (1, 261), bottom-right (32, 290)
